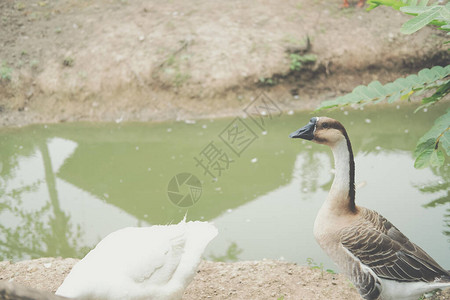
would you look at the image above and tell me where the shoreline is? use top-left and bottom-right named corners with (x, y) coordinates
top-left (1, 258), bottom-right (449, 299)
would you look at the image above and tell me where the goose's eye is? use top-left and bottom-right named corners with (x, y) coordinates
top-left (322, 122), bottom-right (329, 129)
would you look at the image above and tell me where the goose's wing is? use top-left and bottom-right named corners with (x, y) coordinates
top-left (56, 226), bottom-right (186, 299)
top-left (340, 208), bottom-right (450, 283)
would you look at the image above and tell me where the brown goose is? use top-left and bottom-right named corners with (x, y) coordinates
top-left (289, 117), bottom-right (450, 300)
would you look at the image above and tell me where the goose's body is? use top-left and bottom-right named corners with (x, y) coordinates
top-left (56, 220), bottom-right (217, 300)
top-left (290, 117), bottom-right (450, 300)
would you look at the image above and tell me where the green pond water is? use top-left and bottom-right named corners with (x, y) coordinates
top-left (0, 105), bottom-right (449, 270)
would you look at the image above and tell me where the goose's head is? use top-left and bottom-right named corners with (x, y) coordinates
top-left (289, 117), bottom-right (348, 146)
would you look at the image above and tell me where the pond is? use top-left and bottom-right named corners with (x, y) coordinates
top-left (0, 103), bottom-right (449, 270)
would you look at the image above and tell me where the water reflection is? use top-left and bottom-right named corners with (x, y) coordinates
top-left (417, 165), bottom-right (450, 241)
top-left (0, 136), bottom-right (148, 260)
top-left (209, 242), bottom-right (243, 262)
top-left (0, 105), bottom-right (448, 269)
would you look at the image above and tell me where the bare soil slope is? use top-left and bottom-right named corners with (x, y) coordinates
top-left (0, 0), bottom-right (448, 126)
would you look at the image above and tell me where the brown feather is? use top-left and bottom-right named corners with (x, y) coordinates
top-left (340, 208), bottom-right (450, 283)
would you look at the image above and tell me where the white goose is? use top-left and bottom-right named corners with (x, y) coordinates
top-left (289, 117), bottom-right (450, 300)
top-left (56, 219), bottom-right (217, 300)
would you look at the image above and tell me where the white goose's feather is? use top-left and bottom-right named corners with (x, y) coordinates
top-left (56, 220), bottom-right (217, 300)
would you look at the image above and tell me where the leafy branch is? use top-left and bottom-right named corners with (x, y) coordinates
top-left (414, 109), bottom-right (450, 168)
top-left (367, 0), bottom-right (450, 33)
top-left (317, 66), bottom-right (450, 110)
top-left (317, 0), bottom-right (450, 169)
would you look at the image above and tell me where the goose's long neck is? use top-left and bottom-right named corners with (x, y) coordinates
top-left (327, 136), bottom-right (356, 214)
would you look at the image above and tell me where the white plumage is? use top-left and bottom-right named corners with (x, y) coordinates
top-left (56, 220), bottom-right (218, 300)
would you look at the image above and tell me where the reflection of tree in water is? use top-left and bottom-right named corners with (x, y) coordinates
top-left (297, 150), bottom-right (326, 199)
top-left (209, 242), bottom-right (243, 262)
top-left (415, 165), bottom-right (450, 242)
top-left (0, 141), bottom-right (90, 261)
top-left (444, 210), bottom-right (450, 240)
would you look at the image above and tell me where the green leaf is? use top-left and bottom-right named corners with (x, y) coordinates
top-left (316, 65), bottom-right (450, 111)
top-left (387, 90), bottom-right (401, 103)
top-left (418, 108), bottom-right (450, 144)
top-left (401, 6), bottom-right (443, 34)
top-left (429, 150), bottom-right (444, 167)
top-left (406, 74), bottom-right (423, 86)
top-left (420, 81), bottom-right (450, 107)
top-left (414, 138), bottom-right (435, 158)
top-left (367, 0), bottom-right (408, 11)
top-left (367, 81), bottom-right (386, 98)
top-left (414, 109), bottom-right (450, 169)
top-left (440, 130), bottom-right (450, 156)
top-left (414, 148), bottom-right (434, 168)
top-left (401, 5), bottom-right (430, 14)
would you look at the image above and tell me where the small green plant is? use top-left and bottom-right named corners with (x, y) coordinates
top-left (259, 77), bottom-right (275, 86)
top-left (289, 54), bottom-right (317, 71)
top-left (0, 62), bottom-right (12, 81)
top-left (166, 54), bottom-right (176, 66)
top-left (30, 59), bottom-right (39, 70)
top-left (173, 72), bottom-right (191, 87)
top-left (162, 53), bottom-right (191, 87)
top-left (63, 57), bottom-right (74, 67)
top-left (306, 257), bottom-right (336, 278)
top-left (15, 2), bottom-right (25, 11)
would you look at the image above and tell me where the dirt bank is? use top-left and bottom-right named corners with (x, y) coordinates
top-left (0, 258), bottom-right (359, 299)
top-left (1, 258), bottom-right (449, 299)
top-left (0, 0), bottom-right (448, 127)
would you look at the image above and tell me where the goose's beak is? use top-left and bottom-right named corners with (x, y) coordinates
top-left (289, 117), bottom-right (317, 140)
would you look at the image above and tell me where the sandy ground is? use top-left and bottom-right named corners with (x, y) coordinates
top-left (1, 258), bottom-right (449, 299)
